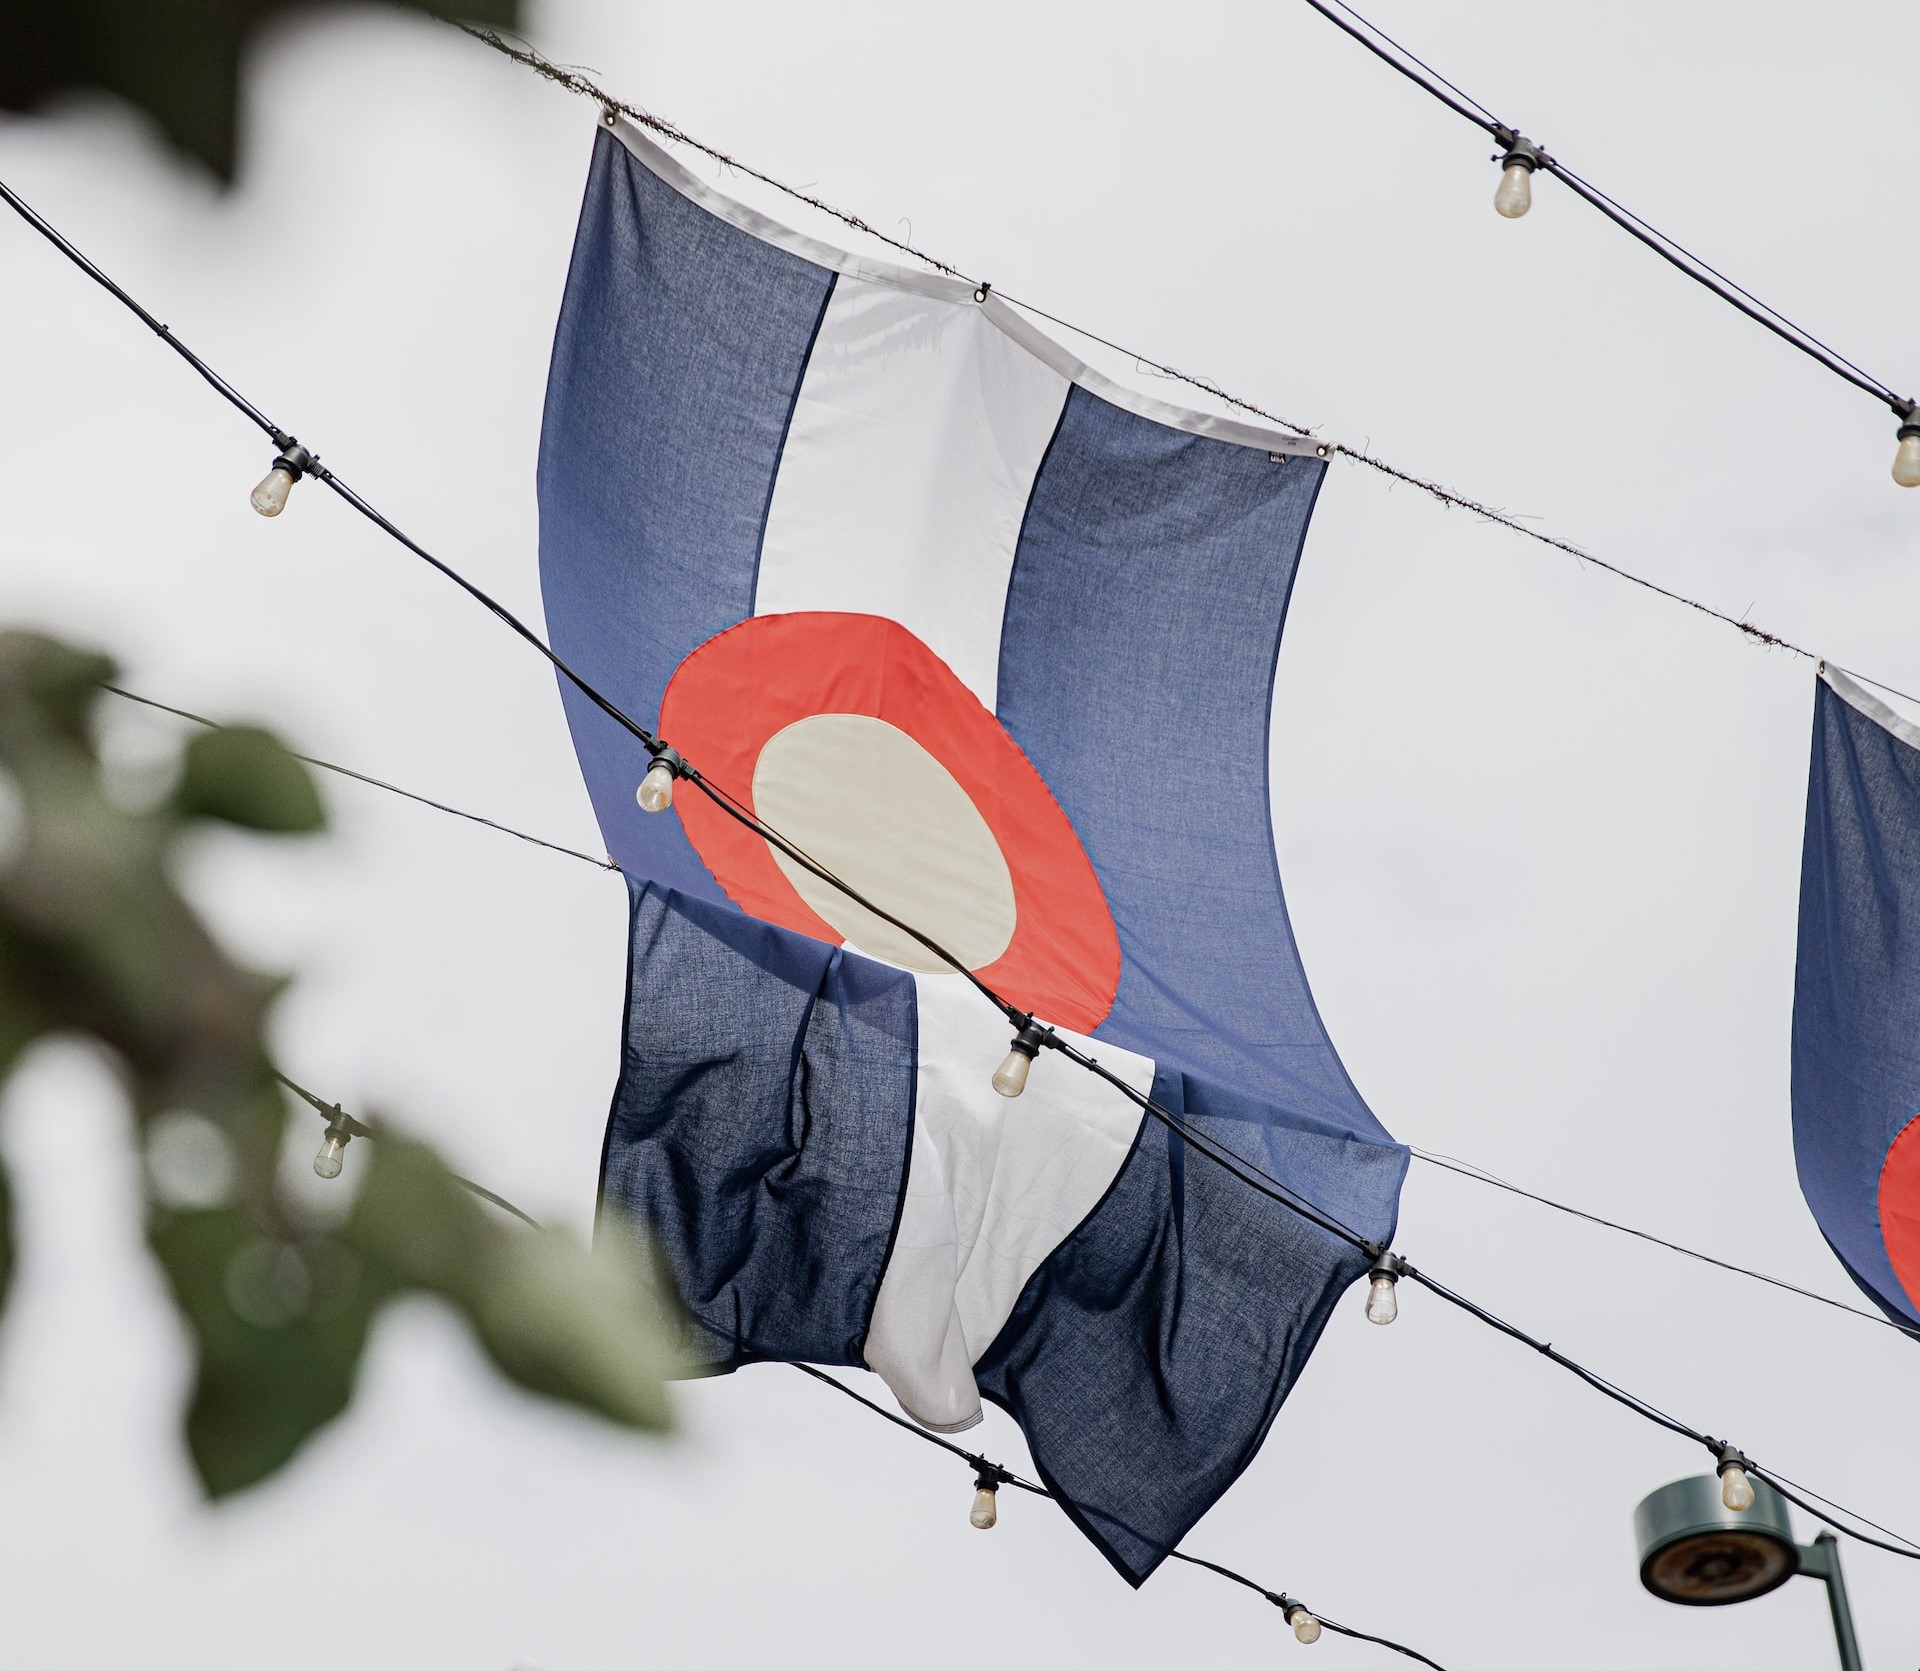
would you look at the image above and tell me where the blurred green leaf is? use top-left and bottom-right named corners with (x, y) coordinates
top-left (0, 0), bottom-right (522, 182)
top-left (0, 626), bottom-right (677, 1496)
top-left (150, 1207), bottom-right (387, 1497)
top-left (175, 726), bottom-right (325, 834)
top-left (0, 1157), bottom-right (14, 1323)
top-left (348, 1139), bottom-right (676, 1433)
top-left (466, 1226), bottom-right (675, 1430)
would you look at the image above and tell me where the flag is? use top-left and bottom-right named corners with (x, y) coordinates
top-left (538, 118), bottom-right (1408, 1581)
top-left (1792, 665), bottom-right (1920, 1332)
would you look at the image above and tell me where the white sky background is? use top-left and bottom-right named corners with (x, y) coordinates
top-left (1, 0), bottom-right (1917, 1665)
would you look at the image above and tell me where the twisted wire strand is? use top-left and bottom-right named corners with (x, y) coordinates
top-left (1295, 0), bottom-right (1910, 412)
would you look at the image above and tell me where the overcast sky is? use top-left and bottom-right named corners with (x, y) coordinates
top-left (1, 2), bottom-right (1917, 1666)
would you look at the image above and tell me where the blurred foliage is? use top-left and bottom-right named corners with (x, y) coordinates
top-left (0, 0), bottom-right (520, 182)
top-left (0, 629), bottom-right (676, 1496)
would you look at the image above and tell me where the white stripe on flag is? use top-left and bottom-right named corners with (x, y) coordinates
top-left (863, 976), bottom-right (1153, 1432)
top-left (752, 277), bottom-right (1070, 710)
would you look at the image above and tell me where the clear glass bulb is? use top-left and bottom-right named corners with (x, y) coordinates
top-left (1365, 1273), bottom-right (1399, 1325)
top-left (1893, 434), bottom-right (1920, 487)
top-left (1493, 163), bottom-right (1533, 219)
top-left (970, 1486), bottom-right (998, 1529)
top-left (992, 1048), bottom-right (1032, 1098)
top-left (636, 760), bottom-right (676, 813)
top-left (1290, 1609), bottom-right (1322, 1646)
top-left (313, 1132), bottom-right (346, 1180)
top-left (1721, 1463), bottom-right (1755, 1512)
top-left (251, 465), bottom-right (295, 517)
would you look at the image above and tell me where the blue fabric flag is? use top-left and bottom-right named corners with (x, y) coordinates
top-left (1792, 667), bottom-right (1920, 1332)
top-left (541, 118), bottom-right (1407, 1582)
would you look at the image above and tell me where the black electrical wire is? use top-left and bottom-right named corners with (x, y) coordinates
top-left (1295, 0), bottom-right (1912, 416)
top-left (1167, 1554), bottom-right (1450, 1671)
top-left (0, 178), bottom-right (282, 437)
top-left (792, 1364), bottom-right (1452, 1668)
top-left (105, 684), bottom-right (616, 871)
top-left (275, 1072), bottom-right (544, 1230)
top-left (1746, 1464), bottom-right (1920, 1561)
top-left (1411, 1146), bottom-right (1920, 1343)
top-left (1400, 1263), bottom-right (1920, 1558)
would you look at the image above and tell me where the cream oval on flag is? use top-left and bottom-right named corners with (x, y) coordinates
top-left (753, 713), bottom-right (1018, 972)
top-left (659, 611), bottom-right (1122, 1031)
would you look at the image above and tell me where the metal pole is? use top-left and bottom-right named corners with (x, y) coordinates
top-left (1796, 1531), bottom-right (1864, 1671)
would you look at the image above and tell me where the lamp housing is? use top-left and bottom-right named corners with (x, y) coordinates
top-left (1634, 1473), bottom-right (1799, 1606)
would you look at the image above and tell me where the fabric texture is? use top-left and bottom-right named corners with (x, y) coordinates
top-left (602, 880), bottom-right (918, 1369)
top-left (538, 126), bottom-right (834, 898)
top-left (1792, 669), bottom-right (1920, 1328)
top-left (997, 384), bottom-right (1371, 1122)
top-left (978, 1064), bottom-right (1403, 1581)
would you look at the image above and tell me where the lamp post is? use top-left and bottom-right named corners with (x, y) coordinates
top-left (1633, 1474), bottom-right (1863, 1671)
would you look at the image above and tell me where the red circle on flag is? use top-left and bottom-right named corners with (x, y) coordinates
top-left (660, 612), bottom-right (1121, 1031)
top-left (1879, 1113), bottom-right (1920, 1312)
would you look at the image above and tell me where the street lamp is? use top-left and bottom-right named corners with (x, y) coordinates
top-left (1633, 1474), bottom-right (1863, 1671)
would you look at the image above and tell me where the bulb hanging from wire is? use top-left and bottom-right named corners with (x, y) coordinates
top-left (970, 1464), bottom-right (1001, 1529)
top-left (1491, 132), bottom-right (1547, 220)
top-left (250, 465), bottom-right (296, 517)
top-left (1284, 1604), bottom-right (1322, 1646)
top-left (993, 1021), bottom-right (1049, 1098)
top-left (1719, 1460), bottom-right (1755, 1513)
top-left (636, 746), bottom-right (685, 814)
top-left (1364, 1249), bottom-right (1402, 1325)
top-left (250, 440), bottom-right (314, 518)
top-left (1493, 163), bottom-right (1532, 219)
top-left (312, 1113), bottom-right (352, 1180)
top-left (1893, 408), bottom-right (1920, 487)
top-left (1713, 1442), bottom-right (1756, 1512)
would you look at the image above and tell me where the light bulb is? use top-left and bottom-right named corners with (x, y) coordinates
top-left (970, 1486), bottom-right (999, 1529)
top-left (636, 760), bottom-right (676, 813)
top-left (313, 1132), bottom-right (346, 1180)
top-left (992, 1047), bottom-right (1033, 1098)
top-left (1288, 1608), bottom-right (1322, 1646)
top-left (1493, 162), bottom-right (1533, 219)
top-left (1365, 1272), bottom-right (1399, 1325)
top-left (1720, 1463), bottom-right (1755, 1512)
top-left (251, 465), bottom-right (296, 517)
top-left (1893, 433), bottom-right (1920, 487)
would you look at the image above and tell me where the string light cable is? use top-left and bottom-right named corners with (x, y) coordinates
top-left (1410, 1145), bottom-right (1920, 1344)
top-left (269, 1072), bottom-right (1447, 1667)
top-left (104, 684), bottom-right (615, 871)
top-left (4, 75), bottom-right (1917, 1570)
top-left (1290, 0), bottom-right (1920, 481)
top-left (114, 683), bottom-right (1920, 1570)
